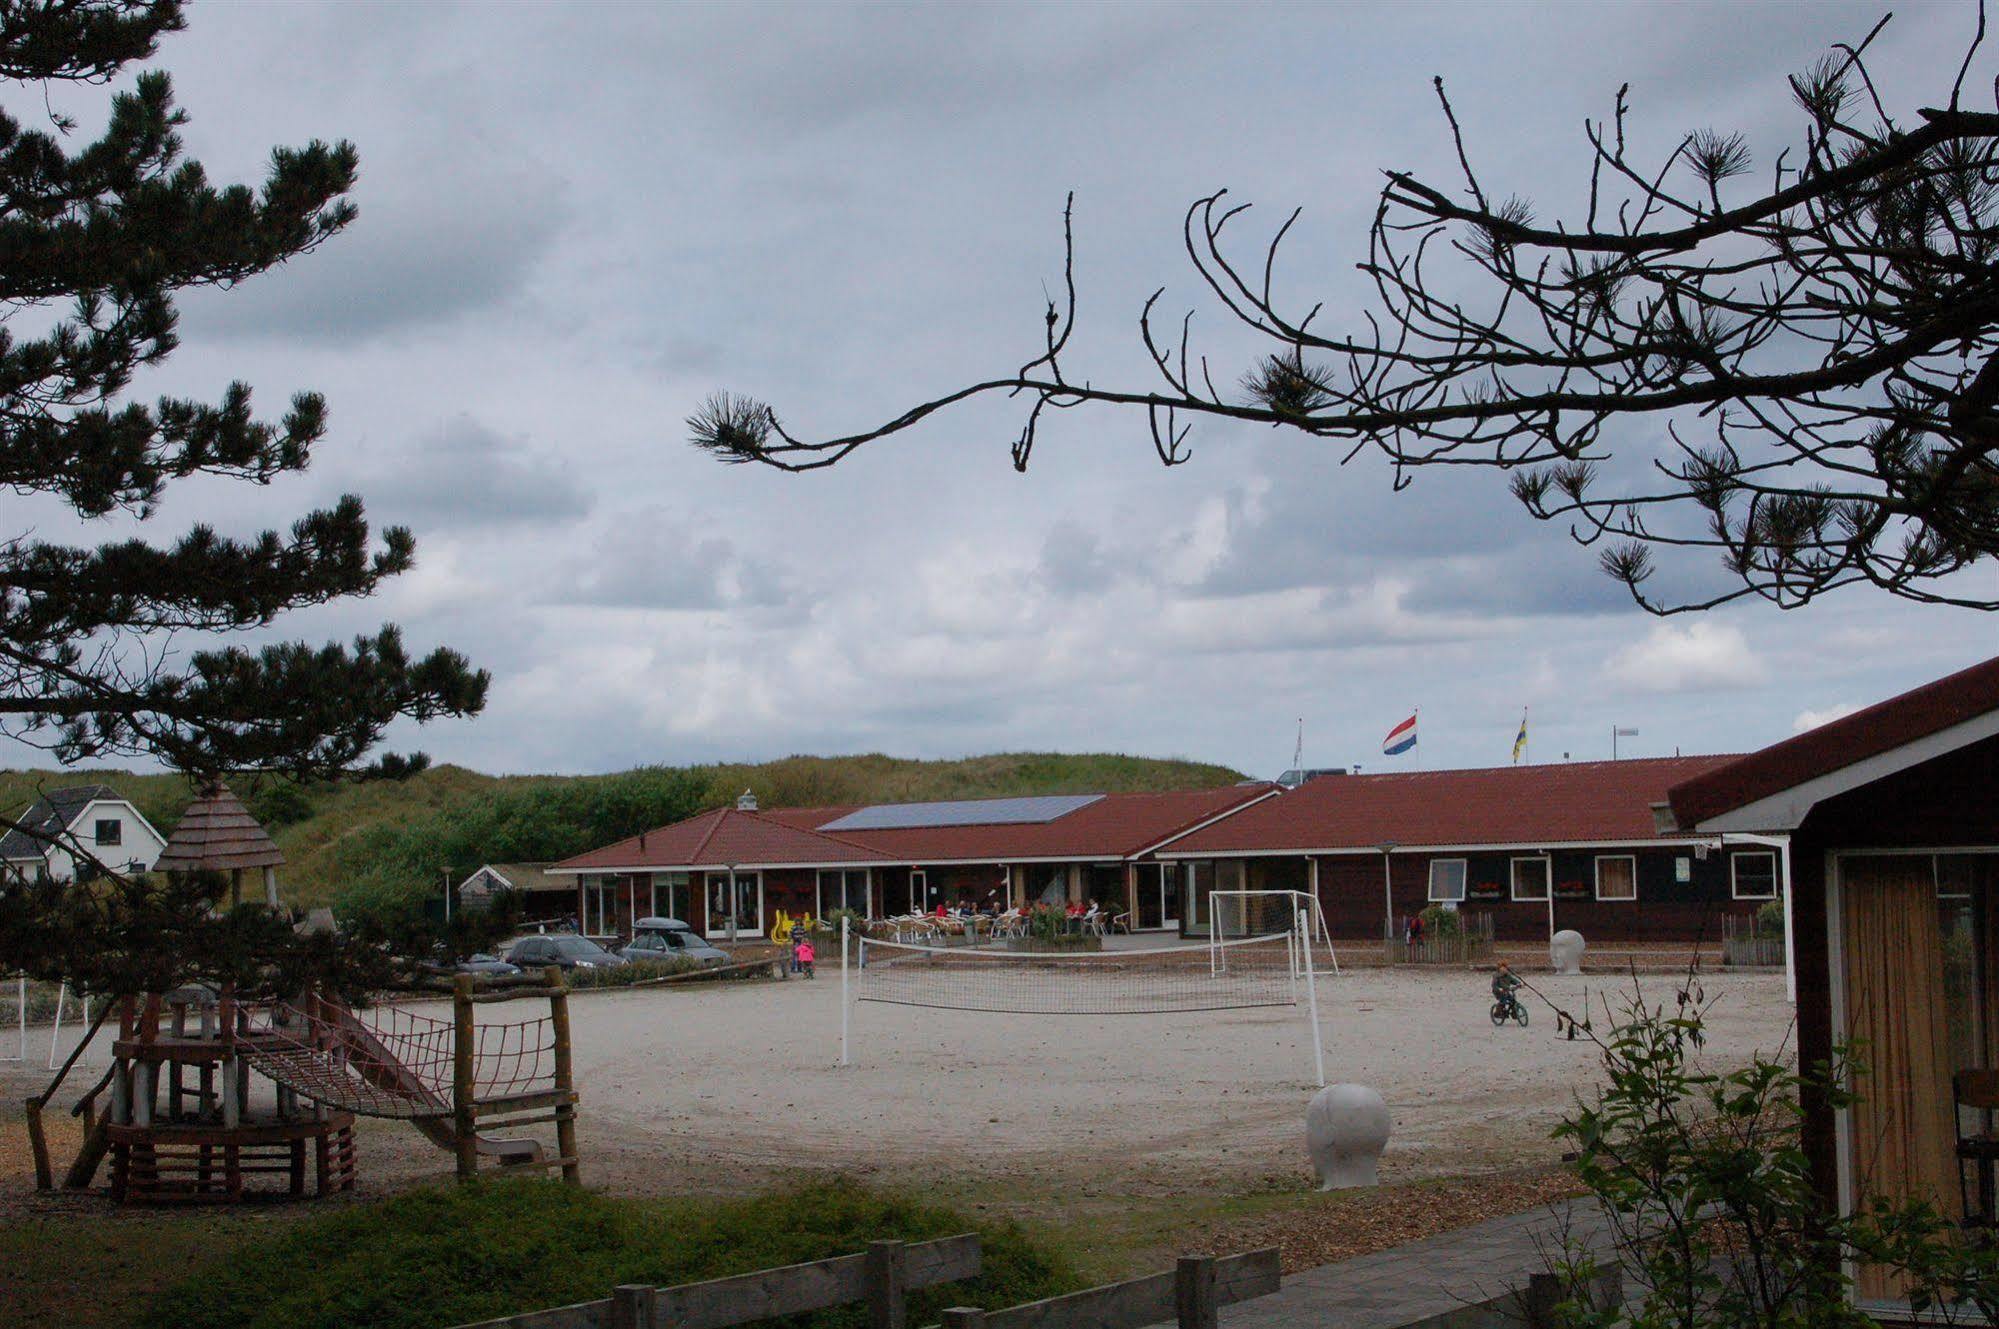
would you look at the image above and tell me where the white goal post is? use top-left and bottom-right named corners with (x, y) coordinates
top-left (1207, 889), bottom-right (1340, 975)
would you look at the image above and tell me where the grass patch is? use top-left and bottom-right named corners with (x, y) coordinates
top-left (142, 1177), bottom-right (1082, 1329)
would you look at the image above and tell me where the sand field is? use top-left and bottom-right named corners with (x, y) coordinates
top-left (564, 962), bottom-right (1791, 1192)
top-left (0, 962), bottom-right (1793, 1204)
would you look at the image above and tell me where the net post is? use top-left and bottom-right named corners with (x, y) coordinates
top-left (1299, 911), bottom-right (1325, 1087)
top-left (840, 915), bottom-right (852, 1068)
top-left (547, 964), bottom-right (580, 1185)
top-left (452, 974), bottom-right (477, 1182)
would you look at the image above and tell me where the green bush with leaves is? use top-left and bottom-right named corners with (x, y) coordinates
top-left (144, 1177), bottom-right (1080, 1329)
top-left (1544, 980), bottom-right (1999, 1327)
top-left (1755, 899), bottom-right (1787, 938)
top-left (1418, 903), bottom-right (1464, 938)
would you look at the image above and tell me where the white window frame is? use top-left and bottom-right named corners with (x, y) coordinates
top-left (1510, 855), bottom-right (1552, 902)
top-left (1731, 851), bottom-right (1779, 900)
top-left (1594, 854), bottom-right (1638, 902)
top-left (1427, 858), bottom-right (1468, 903)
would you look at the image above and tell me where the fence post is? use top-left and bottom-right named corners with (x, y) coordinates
top-left (546, 964), bottom-right (580, 1185)
top-left (609, 1283), bottom-right (655, 1329)
top-left (24, 1097), bottom-right (50, 1190)
top-left (1522, 1272), bottom-right (1560, 1329)
top-left (865, 1239), bottom-right (908, 1329)
top-left (452, 974), bottom-right (477, 1182)
top-left (1175, 1256), bottom-right (1218, 1329)
top-left (941, 1309), bottom-right (986, 1329)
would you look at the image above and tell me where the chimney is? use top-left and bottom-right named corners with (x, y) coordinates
top-left (639, 830), bottom-right (648, 852)
top-left (736, 789), bottom-right (758, 812)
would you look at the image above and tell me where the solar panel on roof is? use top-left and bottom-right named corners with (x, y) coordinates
top-left (818, 794), bottom-right (1104, 832)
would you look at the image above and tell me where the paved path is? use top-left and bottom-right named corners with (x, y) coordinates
top-left (1216, 1200), bottom-right (1616, 1329)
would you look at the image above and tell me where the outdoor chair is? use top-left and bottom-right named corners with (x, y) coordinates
top-left (1108, 911), bottom-right (1131, 935)
top-left (1956, 1069), bottom-right (1999, 1227)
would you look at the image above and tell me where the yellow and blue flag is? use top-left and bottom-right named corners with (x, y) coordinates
top-left (1512, 710), bottom-right (1529, 764)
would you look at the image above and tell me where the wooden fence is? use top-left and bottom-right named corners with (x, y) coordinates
top-left (936, 1249), bottom-right (1279, 1329)
top-left (447, 1236), bottom-right (1282, 1329)
top-left (1385, 911), bottom-right (1496, 966)
top-left (1720, 913), bottom-right (1784, 968)
top-left (449, 1234), bottom-right (982, 1329)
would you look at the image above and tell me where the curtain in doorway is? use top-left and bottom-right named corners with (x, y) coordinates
top-left (1843, 855), bottom-right (1960, 1301)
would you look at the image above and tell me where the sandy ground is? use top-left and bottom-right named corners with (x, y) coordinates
top-left (561, 964), bottom-right (1789, 1194)
top-left (0, 964), bottom-right (1792, 1207)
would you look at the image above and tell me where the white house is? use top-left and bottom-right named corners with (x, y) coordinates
top-left (0, 784), bottom-right (168, 883)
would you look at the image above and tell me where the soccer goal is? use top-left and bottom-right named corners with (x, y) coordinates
top-left (836, 915), bottom-right (1325, 1086)
top-left (0, 974), bottom-right (23, 1063)
top-left (1208, 889), bottom-right (1340, 975)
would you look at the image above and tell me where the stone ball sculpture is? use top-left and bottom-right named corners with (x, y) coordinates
top-left (1551, 928), bottom-right (1586, 975)
top-left (1305, 1083), bottom-right (1391, 1190)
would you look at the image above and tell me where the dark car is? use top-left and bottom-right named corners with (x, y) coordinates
top-left (504, 934), bottom-right (629, 972)
top-left (620, 917), bottom-right (730, 966)
top-left (454, 952), bottom-right (522, 978)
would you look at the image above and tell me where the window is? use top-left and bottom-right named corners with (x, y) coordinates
top-left (1732, 851), bottom-right (1778, 899)
top-left (817, 868), bottom-right (870, 917)
top-left (93, 818), bottom-right (120, 846)
top-left (1595, 856), bottom-right (1638, 902)
top-left (1511, 857), bottom-right (1551, 901)
top-left (1427, 858), bottom-right (1467, 903)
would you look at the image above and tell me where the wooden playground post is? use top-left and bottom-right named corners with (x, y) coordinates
top-left (546, 964), bottom-right (580, 1185)
top-left (452, 974), bottom-right (477, 1181)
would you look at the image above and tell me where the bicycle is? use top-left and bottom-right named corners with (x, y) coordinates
top-left (1489, 994), bottom-right (1529, 1028)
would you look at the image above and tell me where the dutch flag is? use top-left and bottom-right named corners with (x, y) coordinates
top-left (1382, 712), bottom-right (1418, 756)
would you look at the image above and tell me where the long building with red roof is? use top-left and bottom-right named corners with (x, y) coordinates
top-left (549, 785), bottom-right (1277, 940)
top-left (1155, 756), bottom-right (1767, 942)
top-left (547, 753), bottom-right (1792, 944)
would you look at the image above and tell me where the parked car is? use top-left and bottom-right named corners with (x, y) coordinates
top-left (621, 917), bottom-right (730, 966)
top-left (504, 934), bottom-right (629, 971)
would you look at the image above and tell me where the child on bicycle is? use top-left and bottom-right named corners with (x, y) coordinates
top-left (795, 936), bottom-right (816, 979)
top-left (1491, 960), bottom-right (1523, 1018)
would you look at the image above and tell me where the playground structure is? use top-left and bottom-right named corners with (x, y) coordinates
top-left (20, 781), bottom-right (581, 1203)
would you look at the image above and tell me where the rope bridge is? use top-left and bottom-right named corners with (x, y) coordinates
top-left (239, 999), bottom-right (558, 1121)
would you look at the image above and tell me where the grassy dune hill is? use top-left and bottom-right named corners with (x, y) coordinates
top-left (0, 752), bottom-right (1248, 912)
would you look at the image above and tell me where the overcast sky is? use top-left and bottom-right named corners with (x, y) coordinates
top-left (14, 1), bottom-right (1999, 781)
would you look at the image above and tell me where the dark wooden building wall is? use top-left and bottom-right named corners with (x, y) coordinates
top-left (1788, 731), bottom-right (1999, 1210)
top-left (1222, 846), bottom-right (1770, 942)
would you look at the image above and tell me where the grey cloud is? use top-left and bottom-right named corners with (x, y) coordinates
top-left (638, 5), bottom-right (1202, 134)
top-left (178, 157), bottom-right (566, 345)
top-left (565, 521), bottom-right (793, 613)
top-left (352, 417), bottom-right (591, 532)
top-left (1038, 520), bottom-right (1119, 595)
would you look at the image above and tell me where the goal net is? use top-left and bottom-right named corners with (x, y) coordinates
top-left (852, 932), bottom-right (1298, 1015)
top-left (1208, 890), bottom-right (1340, 974)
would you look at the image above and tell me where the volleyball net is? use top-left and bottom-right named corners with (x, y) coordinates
top-left (852, 931), bottom-right (1300, 1015)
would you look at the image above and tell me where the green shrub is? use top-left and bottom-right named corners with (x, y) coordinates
top-left (1417, 903), bottom-right (1463, 937)
top-left (144, 1177), bottom-right (1079, 1329)
top-left (1754, 899), bottom-right (1785, 937)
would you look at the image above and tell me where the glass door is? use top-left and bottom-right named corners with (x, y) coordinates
top-left (705, 870), bottom-right (762, 941)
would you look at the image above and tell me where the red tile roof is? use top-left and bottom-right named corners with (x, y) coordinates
top-left (1668, 654), bottom-right (1999, 830)
top-left (1158, 757), bottom-right (1738, 855)
top-left (780, 785), bottom-right (1275, 862)
top-left (552, 785), bottom-right (1275, 872)
top-left (552, 806), bottom-right (889, 873)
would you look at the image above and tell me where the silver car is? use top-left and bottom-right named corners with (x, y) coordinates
top-left (621, 917), bottom-right (730, 966)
